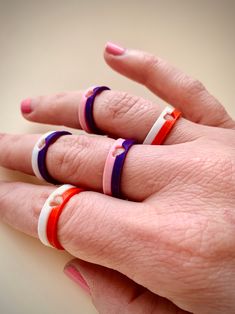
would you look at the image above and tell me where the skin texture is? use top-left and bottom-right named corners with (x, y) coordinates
top-left (0, 44), bottom-right (235, 314)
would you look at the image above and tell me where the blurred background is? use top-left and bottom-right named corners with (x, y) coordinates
top-left (0, 1), bottom-right (234, 313)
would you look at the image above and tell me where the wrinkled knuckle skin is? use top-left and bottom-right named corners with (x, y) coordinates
top-left (58, 193), bottom-right (95, 250)
top-left (104, 92), bottom-right (142, 120)
top-left (33, 189), bottom-right (53, 218)
top-left (105, 91), bottom-right (146, 121)
top-left (143, 54), bottom-right (161, 72)
top-left (181, 77), bottom-right (205, 100)
top-left (142, 54), bottom-right (163, 85)
top-left (49, 135), bottom-right (91, 180)
top-left (38, 93), bottom-right (66, 104)
top-left (59, 193), bottom-right (113, 259)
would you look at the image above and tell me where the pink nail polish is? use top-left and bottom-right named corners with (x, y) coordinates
top-left (105, 42), bottom-right (125, 56)
top-left (64, 264), bottom-right (90, 294)
top-left (21, 98), bottom-right (32, 114)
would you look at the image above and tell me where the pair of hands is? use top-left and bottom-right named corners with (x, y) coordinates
top-left (1, 43), bottom-right (235, 314)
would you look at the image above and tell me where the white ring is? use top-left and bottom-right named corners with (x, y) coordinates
top-left (31, 131), bottom-right (56, 180)
top-left (38, 184), bottom-right (75, 247)
top-left (143, 106), bottom-right (174, 144)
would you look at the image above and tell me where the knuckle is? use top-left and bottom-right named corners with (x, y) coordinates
top-left (106, 91), bottom-right (148, 121)
top-left (51, 92), bottom-right (68, 108)
top-left (58, 192), bottom-right (94, 248)
top-left (142, 54), bottom-right (164, 84)
top-left (33, 188), bottom-right (53, 218)
top-left (181, 77), bottom-right (205, 100)
top-left (38, 92), bottom-right (67, 104)
top-left (59, 192), bottom-right (112, 257)
top-left (143, 53), bottom-right (162, 72)
top-left (49, 135), bottom-right (91, 180)
top-left (54, 92), bottom-right (67, 100)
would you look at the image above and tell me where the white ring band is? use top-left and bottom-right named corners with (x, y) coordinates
top-left (38, 184), bottom-right (75, 247)
top-left (31, 131), bottom-right (56, 180)
top-left (143, 106), bottom-right (174, 144)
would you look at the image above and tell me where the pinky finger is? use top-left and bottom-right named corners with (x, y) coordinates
top-left (0, 182), bottom-right (54, 238)
top-left (64, 258), bottom-right (190, 314)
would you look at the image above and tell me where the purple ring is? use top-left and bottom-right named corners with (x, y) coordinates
top-left (38, 131), bottom-right (72, 184)
top-left (111, 139), bottom-right (136, 198)
top-left (85, 86), bottom-right (110, 134)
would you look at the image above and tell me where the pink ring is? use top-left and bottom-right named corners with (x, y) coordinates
top-left (79, 86), bottom-right (95, 133)
top-left (103, 138), bottom-right (125, 195)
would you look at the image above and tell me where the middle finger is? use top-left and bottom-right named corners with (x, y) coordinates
top-left (0, 133), bottom-right (189, 201)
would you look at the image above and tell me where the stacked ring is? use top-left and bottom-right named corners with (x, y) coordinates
top-left (103, 138), bottom-right (135, 198)
top-left (143, 106), bottom-right (181, 145)
top-left (79, 85), bottom-right (110, 134)
top-left (32, 131), bottom-right (71, 184)
top-left (38, 184), bottom-right (83, 250)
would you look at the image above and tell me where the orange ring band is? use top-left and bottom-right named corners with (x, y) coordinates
top-left (151, 109), bottom-right (181, 145)
top-left (46, 187), bottom-right (84, 250)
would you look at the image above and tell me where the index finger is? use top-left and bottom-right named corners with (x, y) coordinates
top-left (104, 46), bottom-right (234, 128)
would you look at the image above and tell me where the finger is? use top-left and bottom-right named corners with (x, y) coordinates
top-left (0, 181), bottom-right (145, 258)
top-left (104, 43), bottom-right (235, 128)
top-left (0, 182), bottom-right (54, 237)
top-left (64, 259), bottom-right (189, 314)
top-left (0, 181), bottom-right (224, 314)
top-left (0, 181), bottom-right (158, 294)
top-left (20, 90), bottom-right (202, 145)
top-left (0, 133), bottom-right (191, 201)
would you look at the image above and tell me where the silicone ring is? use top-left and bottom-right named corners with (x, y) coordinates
top-left (103, 138), bottom-right (125, 196)
top-left (32, 131), bottom-right (72, 184)
top-left (79, 86), bottom-right (96, 133)
top-left (47, 186), bottom-right (83, 250)
top-left (38, 184), bottom-right (76, 247)
top-left (103, 138), bottom-right (135, 198)
top-left (79, 86), bottom-right (110, 134)
top-left (151, 108), bottom-right (181, 145)
top-left (143, 106), bottom-right (181, 145)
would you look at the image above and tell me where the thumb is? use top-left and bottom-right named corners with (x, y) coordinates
top-left (103, 42), bottom-right (234, 129)
top-left (64, 259), bottom-right (190, 314)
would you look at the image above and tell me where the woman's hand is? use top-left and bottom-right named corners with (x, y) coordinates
top-left (1, 44), bottom-right (235, 314)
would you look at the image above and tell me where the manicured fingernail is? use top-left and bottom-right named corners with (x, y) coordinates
top-left (21, 98), bottom-right (32, 114)
top-left (64, 264), bottom-right (90, 294)
top-left (105, 42), bottom-right (125, 56)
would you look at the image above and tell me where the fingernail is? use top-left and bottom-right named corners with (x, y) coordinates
top-left (64, 264), bottom-right (90, 294)
top-left (21, 98), bottom-right (32, 114)
top-left (105, 41), bottom-right (125, 56)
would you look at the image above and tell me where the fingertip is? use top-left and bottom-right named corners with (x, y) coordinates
top-left (104, 41), bottom-right (126, 56)
top-left (64, 259), bottom-right (91, 294)
top-left (20, 98), bottom-right (32, 115)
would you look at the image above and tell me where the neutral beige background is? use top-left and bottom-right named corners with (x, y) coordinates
top-left (0, 1), bottom-right (234, 313)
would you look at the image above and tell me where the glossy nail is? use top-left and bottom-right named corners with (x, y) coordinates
top-left (21, 98), bottom-right (32, 114)
top-left (64, 264), bottom-right (90, 294)
top-left (105, 42), bottom-right (125, 56)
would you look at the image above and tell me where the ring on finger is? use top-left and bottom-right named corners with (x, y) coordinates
top-left (103, 138), bottom-right (135, 198)
top-left (38, 184), bottom-right (84, 250)
top-left (79, 85), bottom-right (110, 134)
top-left (32, 131), bottom-right (72, 184)
top-left (143, 106), bottom-right (181, 145)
